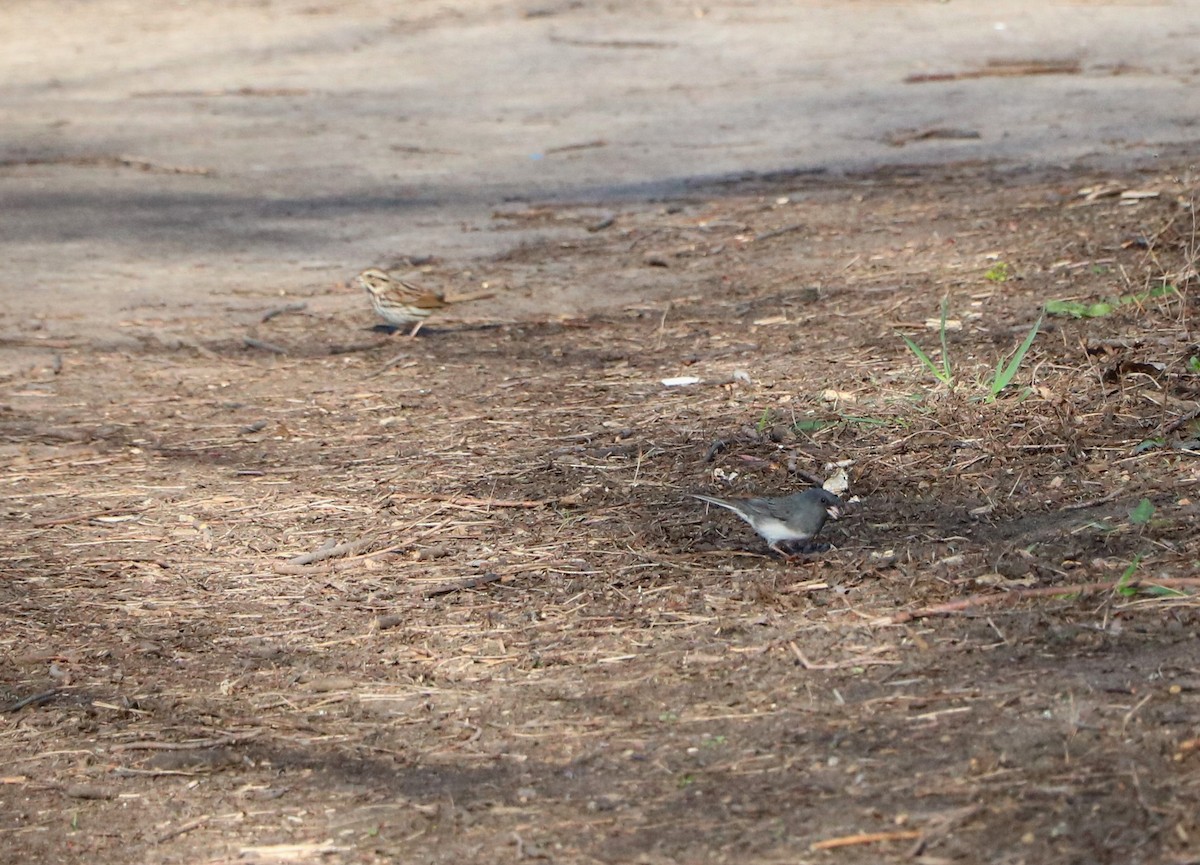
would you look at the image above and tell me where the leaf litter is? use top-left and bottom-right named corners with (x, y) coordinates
top-left (2, 159), bottom-right (1199, 864)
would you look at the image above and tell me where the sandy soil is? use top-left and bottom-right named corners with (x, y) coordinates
top-left (3, 2), bottom-right (1200, 864)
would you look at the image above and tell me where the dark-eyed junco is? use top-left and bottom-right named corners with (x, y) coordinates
top-left (691, 487), bottom-right (843, 556)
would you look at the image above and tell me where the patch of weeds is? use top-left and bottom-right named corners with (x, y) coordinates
top-left (1114, 555), bottom-right (1142, 597)
top-left (1114, 552), bottom-right (1186, 599)
top-left (1188, 356), bottom-right (1200, 374)
top-left (1133, 437), bottom-right (1166, 454)
top-left (553, 511), bottom-right (592, 526)
top-left (1113, 502), bottom-right (1186, 598)
top-left (792, 415), bottom-right (897, 434)
top-left (793, 418), bottom-right (830, 433)
top-left (984, 261), bottom-right (1010, 282)
top-left (1045, 298), bottom-right (1117, 319)
top-left (899, 295), bottom-right (1041, 401)
top-left (1143, 584), bottom-right (1189, 597)
top-left (899, 296), bottom-right (954, 387)
top-left (1044, 283), bottom-right (1177, 318)
top-left (793, 415), bottom-right (895, 434)
top-left (985, 315), bottom-right (1042, 401)
top-left (755, 407), bottom-right (773, 434)
top-left (1129, 498), bottom-right (1155, 526)
top-left (1089, 499), bottom-right (1155, 536)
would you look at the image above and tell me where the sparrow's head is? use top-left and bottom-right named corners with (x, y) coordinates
top-left (355, 268), bottom-right (392, 299)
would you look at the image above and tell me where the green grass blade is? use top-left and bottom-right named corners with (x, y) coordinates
top-left (900, 334), bottom-right (952, 385)
top-left (1115, 555), bottom-right (1141, 597)
top-left (938, 296), bottom-right (953, 383)
top-left (990, 316), bottom-right (1042, 397)
top-left (1129, 498), bottom-right (1155, 525)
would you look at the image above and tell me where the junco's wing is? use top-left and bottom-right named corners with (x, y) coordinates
top-left (762, 490), bottom-right (841, 534)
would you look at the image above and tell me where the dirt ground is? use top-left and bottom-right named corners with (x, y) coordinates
top-left (4, 156), bottom-right (1200, 864)
top-left (5, 1), bottom-right (1200, 862)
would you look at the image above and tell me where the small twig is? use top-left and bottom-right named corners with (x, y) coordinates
top-left (327, 341), bottom-right (385, 355)
top-left (884, 127), bottom-right (980, 147)
top-left (0, 154), bottom-right (214, 175)
top-left (425, 572), bottom-right (504, 598)
top-left (423, 560), bottom-right (556, 599)
top-left (133, 87), bottom-right (309, 99)
top-left (893, 578), bottom-right (1200, 622)
top-left (243, 337), bottom-right (288, 355)
top-left (111, 732), bottom-right (260, 752)
top-left (276, 512), bottom-right (458, 573)
top-left (285, 537), bottom-right (379, 566)
top-left (153, 815), bottom-right (211, 844)
top-left (272, 544), bottom-right (406, 575)
top-left (111, 767), bottom-right (199, 778)
top-left (63, 784), bottom-right (116, 800)
top-left (1, 689), bottom-right (62, 713)
top-left (810, 829), bottom-right (923, 851)
top-left (792, 469), bottom-right (826, 487)
top-left (386, 493), bottom-right (544, 509)
top-left (627, 227), bottom-right (666, 252)
top-left (905, 61), bottom-right (1079, 84)
top-left (1060, 490), bottom-right (1123, 511)
top-left (1127, 763), bottom-right (1156, 818)
top-left (1122, 693), bottom-right (1154, 735)
top-left (260, 302), bottom-right (307, 323)
top-left (788, 642), bottom-right (896, 669)
top-left (754, 222), bottom-right (806, 243)
top-left (1161, 406), bottom-right (1200, 436)
top-left (370, 351), bottom-right (413, 377)
top-left (32, 508), bottom-right (144, 527)
top-left (544, 139), bottom-right (607, 155)
top-left (79, 557), bottom-right (171, 566)
top-left (789, 642), bottom-right (833, 669)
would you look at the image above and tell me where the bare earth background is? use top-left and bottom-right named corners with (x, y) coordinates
top-left (3, 1), bottom-right (1200, 863)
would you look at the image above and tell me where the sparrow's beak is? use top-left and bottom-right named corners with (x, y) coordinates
top-left (826, 505), bottom-right (842, 520)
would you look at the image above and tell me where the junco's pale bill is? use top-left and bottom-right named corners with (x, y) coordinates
top-left (692, 487), bottom-right (843, 556)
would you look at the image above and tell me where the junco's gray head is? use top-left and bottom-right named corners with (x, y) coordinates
top-left (692, 487), bottom-right (843, 556)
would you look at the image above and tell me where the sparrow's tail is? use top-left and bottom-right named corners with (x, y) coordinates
top-left (444, 290), bottom-right (496, 304)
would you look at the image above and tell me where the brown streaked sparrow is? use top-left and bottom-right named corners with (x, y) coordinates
top-left (356, 268), bottom-right (449, 336)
